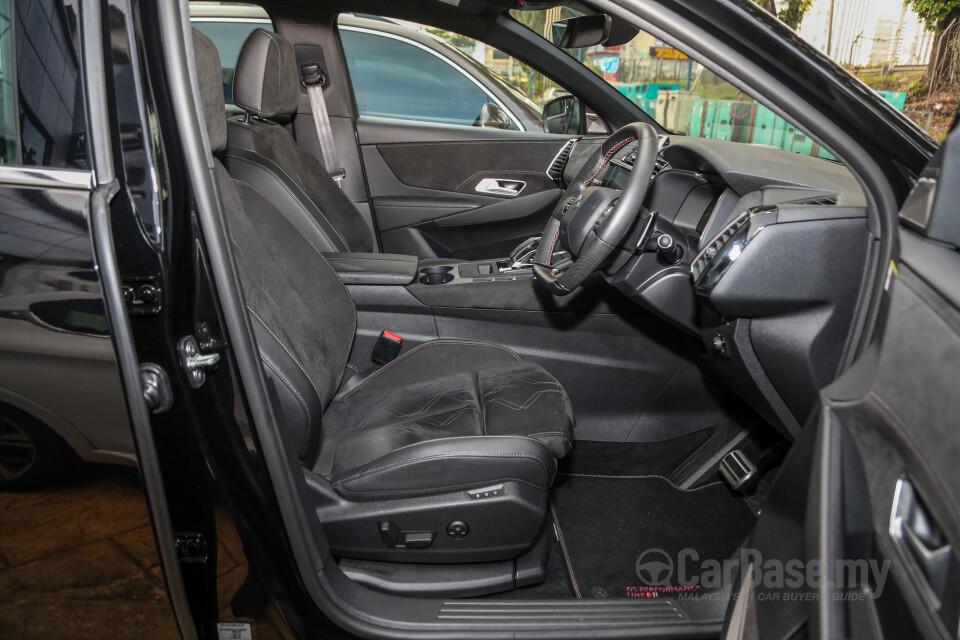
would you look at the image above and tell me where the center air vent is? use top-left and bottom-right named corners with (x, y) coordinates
top-left (546, 138), bottom-right (578, 184)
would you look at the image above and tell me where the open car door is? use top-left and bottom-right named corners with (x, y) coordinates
top-left (723, 120), bottom-right (960, 639)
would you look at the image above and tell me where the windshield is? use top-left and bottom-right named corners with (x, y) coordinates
top-left (509, 7), bottom-right (839, 161)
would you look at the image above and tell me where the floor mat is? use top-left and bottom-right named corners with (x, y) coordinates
top-left (557, 429), bottom-right (714, 477)
top-left (551, 473), bottom-right (756, 599)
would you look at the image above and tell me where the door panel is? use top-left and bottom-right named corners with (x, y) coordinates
top-left (357, 117), bottom-right (571, 258)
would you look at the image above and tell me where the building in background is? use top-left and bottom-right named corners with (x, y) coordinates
top-left (797, 0), bottom-right (933, 67)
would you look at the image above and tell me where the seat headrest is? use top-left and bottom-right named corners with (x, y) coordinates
top-left (233, 29), bottom-right (299, 120)
top-left (191, 29), bottom-right (228, 154)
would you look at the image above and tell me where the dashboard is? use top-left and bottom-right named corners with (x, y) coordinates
top-left (567, 135), bottom-right (872, 438)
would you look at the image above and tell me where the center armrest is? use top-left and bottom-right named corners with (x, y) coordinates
top-left (323, 252), bottom-right (419, 286)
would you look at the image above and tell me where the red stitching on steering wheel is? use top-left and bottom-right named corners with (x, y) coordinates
top-left (545, 227), bottom-right (560, 266)
top-left (582, 136), bottom-right (637, 189)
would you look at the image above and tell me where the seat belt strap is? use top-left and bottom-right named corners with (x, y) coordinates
top-left (300, 63), bottom-right (346, 188)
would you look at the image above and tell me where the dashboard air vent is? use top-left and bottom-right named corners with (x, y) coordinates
top-left (788, 194), bottom-right (839, 206)
top-left (691, 206), bottom-right (779, 293)
top-left (546, 138), bottom-right (578, 184)
top-left (691, 210), bottom-right (750, 281)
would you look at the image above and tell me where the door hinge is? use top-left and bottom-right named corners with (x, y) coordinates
top-left (178, 335), bottom-right (221, 389)
top-left (174, 533), bottom-right (209, 564)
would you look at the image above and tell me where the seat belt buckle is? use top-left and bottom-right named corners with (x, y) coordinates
top-left (371, 330), bottom-right (402, 365)
top-left (330, 168), bottom-right (346, 188)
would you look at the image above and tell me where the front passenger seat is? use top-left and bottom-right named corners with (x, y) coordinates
top-left (193, 29), bottom-right (574, 570)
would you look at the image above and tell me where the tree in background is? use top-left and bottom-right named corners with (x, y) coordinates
top-left (905, 0), bottom-right (960, 87)
top-left (754, 0), bottom-right (814, 30)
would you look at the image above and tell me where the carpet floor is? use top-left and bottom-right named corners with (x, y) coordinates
top-left (551, 472), bottom-right (755, 599)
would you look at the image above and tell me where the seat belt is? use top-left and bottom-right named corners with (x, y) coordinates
top-left (300, 63), bottom-right (346, 188)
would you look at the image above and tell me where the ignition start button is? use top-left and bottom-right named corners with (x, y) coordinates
top-left (446, 521), bottom-right (469, 539)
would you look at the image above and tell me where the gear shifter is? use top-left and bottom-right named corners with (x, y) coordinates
top-left (508, 236), bottom-right (541, 269)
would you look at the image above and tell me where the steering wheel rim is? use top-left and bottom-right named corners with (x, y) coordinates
top-left (533, 122), bottom-right (659, 295)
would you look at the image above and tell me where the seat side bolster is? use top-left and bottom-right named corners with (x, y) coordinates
top-left (329, 436), bottom-right (557, 499)
top-left (249, 319), bottom-right (325, 463)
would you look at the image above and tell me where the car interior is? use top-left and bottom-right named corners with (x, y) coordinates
top-left (182, 0), bottom-right (876, 632)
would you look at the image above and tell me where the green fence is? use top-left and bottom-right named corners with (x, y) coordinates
top-left (616, 83), bottom-right (907, 161)
top-left (875, 90), bottom-right (906, 110)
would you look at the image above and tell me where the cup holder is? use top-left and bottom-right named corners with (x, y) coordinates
top-left (419, 265), bottom-right (454, 285)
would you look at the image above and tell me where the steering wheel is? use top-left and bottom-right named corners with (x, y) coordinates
top-left (533, 122), bottom-right (659, 295)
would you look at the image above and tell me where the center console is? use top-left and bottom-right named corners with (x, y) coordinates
top-left (418, 259), bottom-right (533, 286)
top-left (325, 238), bottom-right (569, 289)
top-left (414, 237), bottom-right (571, 287)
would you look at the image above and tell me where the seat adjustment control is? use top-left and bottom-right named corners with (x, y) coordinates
top-left (378, 521), bottom-right (436, 549)
top-left (403, 531), bottom-right (436, 549)
top-left (466, 484), bottom-right (504, 500)
top-left (446, 521), bottom-right (469, 539)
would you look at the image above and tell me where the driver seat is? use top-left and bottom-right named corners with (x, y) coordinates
top-left (193, 30), bottom-right (574, 565)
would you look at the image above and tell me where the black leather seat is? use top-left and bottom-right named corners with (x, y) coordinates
top-left (192, 30), bottom-right (574, 564)
top-left (221, 28), bottom-right (375, 255)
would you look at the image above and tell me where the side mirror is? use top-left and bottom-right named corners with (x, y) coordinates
top-left (478, 102), bottom-right (512, 129)
top-left (551, 14), bottom-right (612, 48)
top-left (542, 94), bottom-right (583, 134)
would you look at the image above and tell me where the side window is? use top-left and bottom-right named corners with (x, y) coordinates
top-left (340, 28), bottom-right (518, 129)
top-left (0, 0), bottom-right (89, 168)
top-left (189, 3), bottom-right (273, 108)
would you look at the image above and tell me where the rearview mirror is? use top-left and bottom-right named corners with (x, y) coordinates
top-left (551, 14), bottom-right (612, 48)
top-left (542, 94), bottom-right (582, 134)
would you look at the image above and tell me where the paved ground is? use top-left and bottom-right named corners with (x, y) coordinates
top-left (0, 463), bottom-right (291, 639)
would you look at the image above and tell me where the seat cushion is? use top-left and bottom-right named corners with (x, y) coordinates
top-left (314, 340), bottom-right (574, 498)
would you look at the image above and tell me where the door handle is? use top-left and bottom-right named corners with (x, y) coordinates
top-left (902, 517), bottom-right (952, 597)
top-left (890, 477), bottom-right (954, 607)
top-left (475, 178), bottom-right (525, 197)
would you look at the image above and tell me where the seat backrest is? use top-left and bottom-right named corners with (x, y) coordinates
top-left (192, 29), bottom-right (356, 463)
top-left (224, 28), bottom-right (373, 253)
